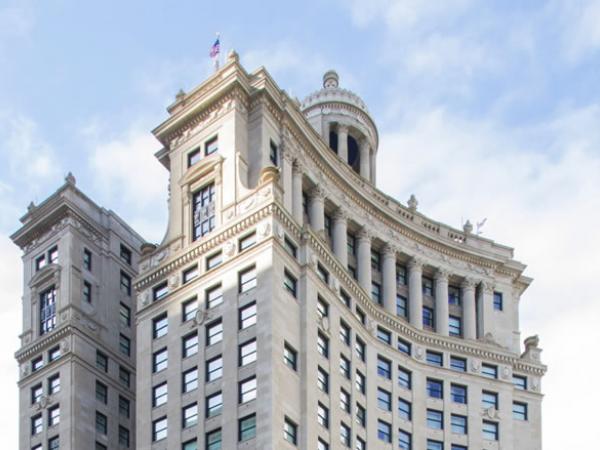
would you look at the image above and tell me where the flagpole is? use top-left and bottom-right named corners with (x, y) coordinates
top-left (212, 32), bottom-right (221, 72)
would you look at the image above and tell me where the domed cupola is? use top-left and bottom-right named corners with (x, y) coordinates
top-left (301, 70), bottom-right (379, 184)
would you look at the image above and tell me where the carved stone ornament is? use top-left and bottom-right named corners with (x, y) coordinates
top-left (21, 365), bottom-right (30, 377)
top-left (193, 308), bottom-right (209, 327)
top-left (257, 221), bottom-right (272, 239)
top-left (60, 339), bottom-right (70, 354)
top-left (34, 395), bottom-right (49, 411)
top-left (414, 347), bottom-right (424, 360)
top-left (223, 240), bottom-right (236, 258)
top-left (319, 316), bottom-right (330, 333)
top-left (332, 277), bottom-right (340, 293)
top-left (501, 366), bottom-right (510, 380)
top-left (531, 379), bottom-right (540, 392)
top-left (140, 291), bottom-right (151, 307)
top-left (168, 274), bottom-right (180, 289)
top-left (407, 194), bottom-right (418, 211)
top-left (471, 359), bottom-right (481, 372)
top-left (274, 223), bottom-right (285, 240)
top-left (482, 407), bottom-right (500, 420)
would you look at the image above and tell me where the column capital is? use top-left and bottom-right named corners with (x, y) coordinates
top-left (337, 123), bottom-right (349, 134)
top-left (292, 159), bottom-right (304, 173)
top-left (434, 268), bottom-right (450, 282)
top-left (282, 149), bottom-right (295, 163)
top-left (357, 227), bottom-right (372, 241)
top-left (382, 244), bottom-right (397, 258)
top-left (333, 207), bottom-right (348, 221)
top-left (309, 185), bottom-right (326, 201)
top-left (359, 137), bottom-right (370, 151)
top-left (461, 277), bottom-right (477, 290)
top-left (407, 256), bottom-right (425, 270)
top-left (482, 280), bottom-right (495, 293)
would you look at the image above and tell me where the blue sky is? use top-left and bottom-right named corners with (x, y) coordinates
top-left (1, 0), bottom-right (600, 448)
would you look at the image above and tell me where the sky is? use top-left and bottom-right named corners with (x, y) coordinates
top-left (1, 0), bottom-right (599, 447)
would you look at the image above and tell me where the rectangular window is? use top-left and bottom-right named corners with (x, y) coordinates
top-left (120, 244), bottom-right (132, 265)
top-left (183, 265), bottom-right (199, 283)
top-left (448, 285), bottom-right (460, 305)
top-left (340, 320), bottom-right (351, 345)
top-left (377, 355), bottom-right (391, 379)
top-left (493, 291), bottom-right (503, 311)
top-left (206, 284), bottom-right (223, 308)
top-left (119, 396), bottom-right (130, 418)
top-left (513, 374), bottom-right (527, 390)
top-left (40, 286), bottom-right (57, 335)
top-left (32, 356), bottom-right (43, 372)
top-left (48, 405), bottom-right (60, 427)
top-left (284, 236), bottom-right (297, 258)
top-left (239, 376), bottom-right (257, 403)
top-left (450, 356), bottom-right (467, 372)
top-left (119, 303), bottom-right (131, 327)
top-left (451, 414), bottom-right (467, 434)
top-left (482, 363), bottom-right (498, 379)
top-left (317, 367), bottom-right (329, 393)
top-left (356, 370), bottom-right (366, 394)
top-left (449, 315), bottom-right (462, 337)
top-left (239, 339), bottom-right (257, 366)
top-left (324, 213), bottom-right (332, 237)
top-left (270, 140), bottom-right (278, 166)
top-left (378, 420), bottom-right (392, 443)
top-left (96, 381), bottom-right (108, 404)
top-left (206, 428), bottom-right (222, 450)
top-left (152, 416), bottom-right (167, 442)
top-left (340, 389), bottom-right (351, 412)
top-left (206, 320), bottom-right (223, 346)
top-left (426, 350), bottom-right (443, 367)
top-left (399, 398), bottom-right (412, 421)
top-left (83, 248), bottom-right (92, 271)
top-left (183, 367), bottom-right (198, 392)
top-left (317, 331), bottom-right (329, 358)
top-left (48, 346), bottom-right (61, 361)
top-left (396, 264), bottom-right (407, 285)
top-left (422, 306), bottom-right (434, 328)
top-left (317, 402), bottom-right (329, 428)
top-left (119, 366), bottom-right (130, 387)
top-left (119, 426), bottom-right (130, 448)
top-left (347, 233), bottom-right (356, 255)
top-left (153, 281), bottom-right (169, 301)
top-left (318, 439), bottom-right (329, 450)
top-left (31, 384), bottom-right (43, 404)
top-left (355, 306), bottom-right (365, 324)
top-left (48, 374), bottom-right (60, 394)
top-left (340, 354), bottom-right (351, 379)
top-left (427, 440), bottom-right (444, 450)
top-left (371, 250), bottom-right (381, 271)
top-left (377, 388), bottom-right (391, 411)
top-left (284, 342), bottom-right (297, 370)
top-left (48, 437), bottom-right (59, 450)
top-left (340, 289), bottom-right (351, 308)
top-left (398, 366), bottom-right (412, 389)
top-left (182, 298), bottom-right (198, 322)
top-left (188, 147), bottom-right (201, 167)
top-left (152, 382), bottom-right (168, 407)
top-left (239, 266), bottom-right (257, 293)
top-left (513, 402), bottom-right (528, 420)
top-left (355, 337), bottom-right (365, 361)
top-left (371, 281), bottom-right (381, 304)
top-left (284, 270), bottom-right (297, 297)
top-left (427, 409), bottom-right (443, 430)
top-left (152, 348), bottom-right (168, 373)
top-left (239, 414), bottom-right (257, 441)
top-left (96, 411), bottom-right (108, 434)
top-left (206, 356), bottom-right (223, 382)
top-left (120, 271), bottom-right (131, 296)
top-left (31, 414), bottom-right (43, 435)
top-left (377, 326), bottom-right (391, 345)
top-left (483, 420), bottom-right (499, 440)
top-left (317, 297), bottom-right (329, 319)
top-left (397, 337), bottom-right (411, 355)
top-left (239, 301), bottom-right (257, 329)
top-left (399, 430), bottom-right (412, 450)
top-left (183, 439), bottom-right (197, 450)
top-left (206, 392), bottom-right (223, 417)
top-left (96, 351), bottom-right (108, 372)
top-left (83, 280), bottom-right (92, 303)
top-left (119, 333), bottom-right (131, 356)
top-left (192, 183), bottom-right (216, 240)
top-left (283, 417), bottom-right (298, 445)
top-left (239, 232), bottom-right (257, 252)
top-left (422, 276), bottom-right (434, 296)
top-left (356, 403), bottom-right (366, 427)
top-left (451, 384), bottom-right (467, 404)
top-left (482, 391), bottom-right (498, 409)
top-left (396, 294), bottom-right (408, 317)
top-left (183, 332), bottom-right (199, 357)
top-left (206, 251), bottom-right (223, 270)
top-left (48, 246), bottom-right (58, 264)
top-left (153, 313), bottom-right (168, 339)
top-left (427, 378), bottom-right (444, 399)
top-left (317, 263), bottom-right (329, 283)
top-left (35, 254), bottom-right (46, 271)
top-left (205, 136), bottom-right (218, 155)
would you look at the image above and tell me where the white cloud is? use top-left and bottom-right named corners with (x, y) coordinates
top-left (554, 0), bottom-right (600, 62)
top-left (377, 104), bottom-right (600, 450)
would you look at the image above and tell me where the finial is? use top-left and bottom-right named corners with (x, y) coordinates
top-left (323, 70), bottom-right (339, 89)
top-left (175, 89), bottom-right (186, 101)
top-left (407, 194), bottom-right (418, 211)
top-left (228, 49), bottom-right (239, 62)
top-left (27, 201), bottom-right (36, 212)
top-left (463, 220), bottom-right (473, 234)
top-left (65, 172), bottom-right (76, 185)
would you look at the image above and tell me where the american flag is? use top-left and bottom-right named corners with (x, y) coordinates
top-left (209, 37), bottom-right (220, 58)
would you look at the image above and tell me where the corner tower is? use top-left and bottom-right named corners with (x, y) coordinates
top-left (301, 70), bottom-right (379, 184)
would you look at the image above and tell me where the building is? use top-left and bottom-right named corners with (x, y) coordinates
top-left (134, 51), bottom-right (546, 450)
top-left (11, 175), bottom-right (144, 450)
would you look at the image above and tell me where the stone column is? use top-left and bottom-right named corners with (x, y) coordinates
top-left (434, 269), bottom-right (450, 336)
top-left (461, 278), bottom-right (477, 340)
top-left (332, 208), bottom-right (348, 268)
top-left (309, 185), bottom-right (325, 235)
top-left (282, 152), bottom-right (293, 213)
top-left (408, 258), bottom-right (424, 329)
top-left (337, 124), bottom-right (349, 163)
top-left (478, 281), bottom-right (494, 339)
top-left (291, 160), bottom-right (303, 225)
top-left (382, 245), bottom-right (397, 316)
top-left (370, 150), bottom-right (376, 185)
top-left (359, 138), bottom-right (371, 180)
top-left (356, 228), bottom-right (372, 293)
